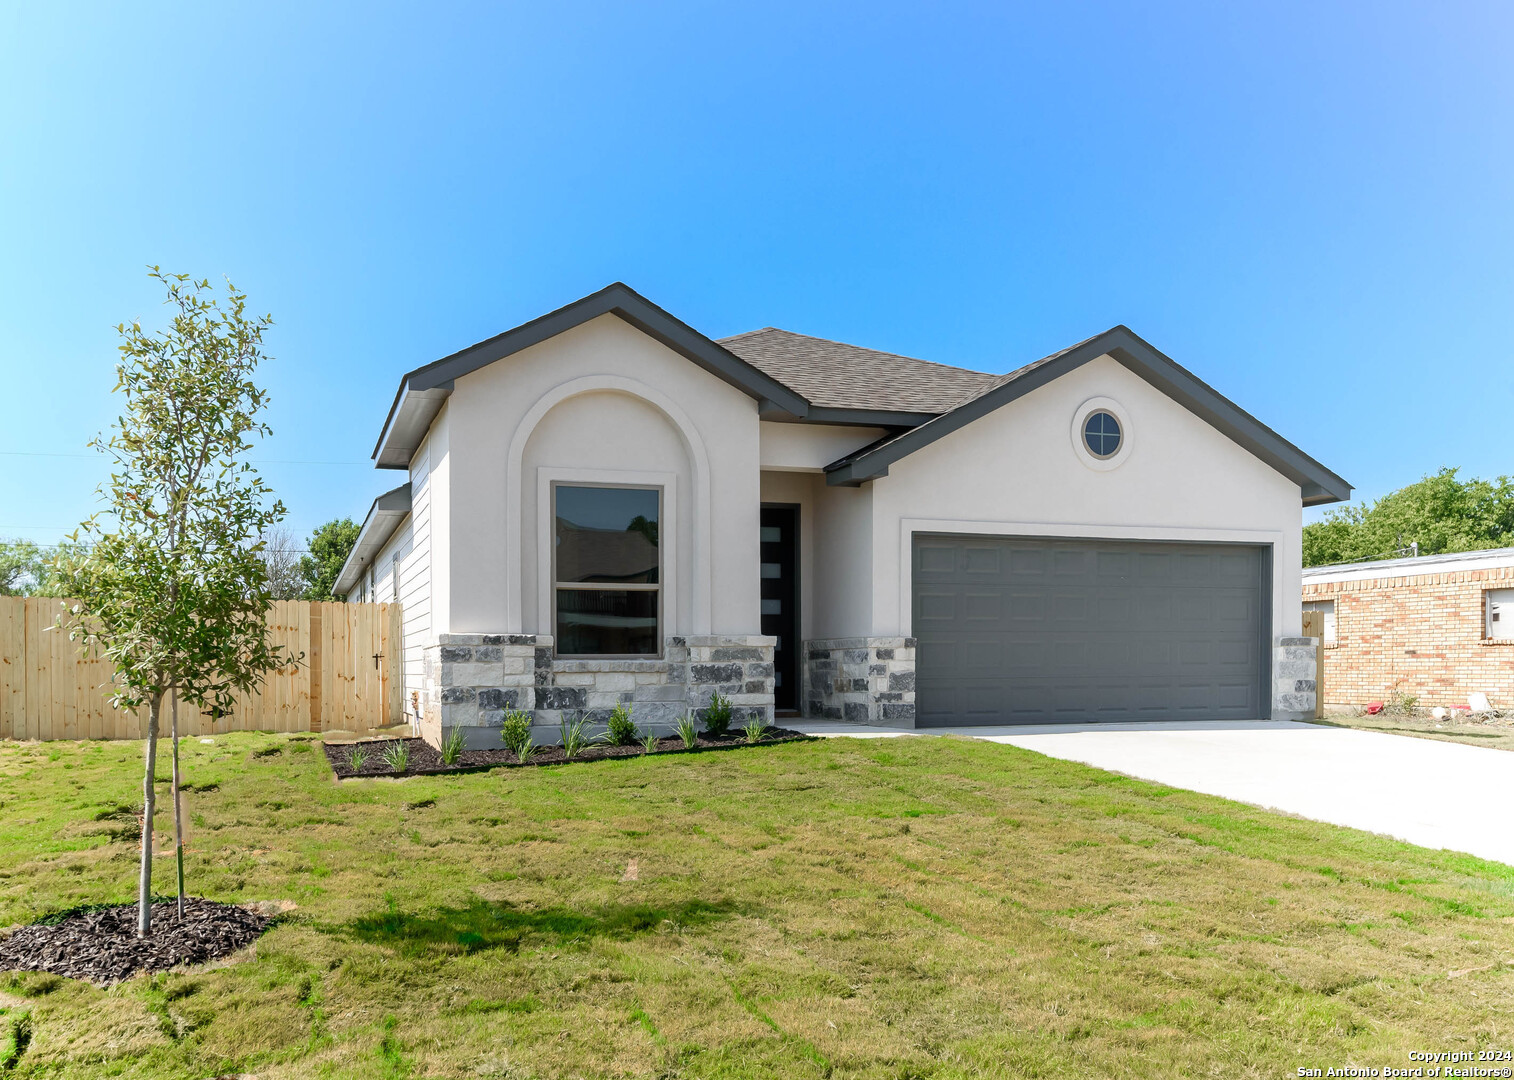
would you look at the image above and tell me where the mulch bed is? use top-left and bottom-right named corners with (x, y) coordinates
top-left (324, 728), bottom-right (813, 779)
top-left (0, 898), bottom-right (272, 985)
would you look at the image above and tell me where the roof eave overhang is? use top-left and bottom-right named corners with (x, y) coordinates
top-left (333, 483), bottom-right (413, 596)
top-left (823, 327), bottom-right (1353, 505)
top-left (371, 283), bottom-right (811, 466)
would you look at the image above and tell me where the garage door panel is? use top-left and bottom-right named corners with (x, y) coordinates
top-left (913, 535), bottom-right (1267, 726)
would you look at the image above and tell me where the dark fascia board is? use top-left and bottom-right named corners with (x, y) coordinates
top-left (798, 406), bottom-right (940, 428)
top-left (333, 483), bottom-right (413, 596)
top-left (825, 326), bottom-right (1353, 506)
top-left (371, 282), bottom-right (811, 465)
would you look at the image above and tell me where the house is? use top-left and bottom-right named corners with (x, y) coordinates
top-left (1302, 548), bottom-right (1514, 709)
top-left (334, 283), bottom-right (1350, 748)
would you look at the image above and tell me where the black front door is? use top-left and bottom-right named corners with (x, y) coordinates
top-left (760, 506), bottom-right (799, 711)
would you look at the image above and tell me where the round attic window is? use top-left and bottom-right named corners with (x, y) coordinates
top-left (1069, 396), bottom-right (1131, 471)
top-left (1082, 410), bottom-right (1122, 458)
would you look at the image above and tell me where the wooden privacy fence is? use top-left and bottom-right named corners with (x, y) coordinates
top-left (0, 598), bottom-right (403, 741)
top-left (1300, 608), bottom-right (1327, 718)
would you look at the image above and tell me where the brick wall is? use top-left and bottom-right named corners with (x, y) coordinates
top-left (1302, 565), bottom-right (1514, 709)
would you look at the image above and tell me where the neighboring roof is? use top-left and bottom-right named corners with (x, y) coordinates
top-left (719, 328), bottom-right (995, 414)
top-left (823, 324), bottom-right (1354, 506)
top-left (333, 484), bottom-right (412, 597)
top-left (372, 283), bottom-right (811, 468)
top-left (1303, 546), bottom-right (1514, 584)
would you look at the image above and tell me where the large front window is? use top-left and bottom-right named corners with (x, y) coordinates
top-left (554, 484), bottom-right (660, 656)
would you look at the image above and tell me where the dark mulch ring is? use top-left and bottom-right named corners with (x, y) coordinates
top-left (324, 728), bottom-right (814, 779)
top-left (0, 898), bottom-right (273, 985)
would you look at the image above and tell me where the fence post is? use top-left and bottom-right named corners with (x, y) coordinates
top-left (308, 604), bottom-right (324, 734)
top-left (1301, 610), bottom-right (1325, 719)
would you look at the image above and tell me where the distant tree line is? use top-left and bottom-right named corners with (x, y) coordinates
top-left (0, 516), bottom-right (359, 600)
top-left (1304, 467), bottom-right (1514, 567)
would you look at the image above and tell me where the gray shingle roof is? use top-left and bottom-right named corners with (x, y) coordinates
top-left (719, 327), bottom-right (996, 413)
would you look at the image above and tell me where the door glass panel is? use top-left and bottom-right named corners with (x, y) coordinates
top-left (760, 526), bottom-right (781, 543)
top-left (760, 562), bottom-right (781, 579)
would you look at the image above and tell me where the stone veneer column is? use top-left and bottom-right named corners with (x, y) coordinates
top-left (1272, 635), bottom-right (1319, 721)
top-left (420, 633), bottom-right (775, 749)
top-left (803, 638), bottom-right (916, 728)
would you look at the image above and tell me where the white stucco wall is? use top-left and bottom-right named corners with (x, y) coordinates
top-left (439, 313), bottom-right (762, 637)
top-left (860, 353), bottom-right (1303, 641)
top-left (759, 422), bottom-right (886, 472)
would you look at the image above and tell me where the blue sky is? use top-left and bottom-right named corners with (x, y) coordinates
top-left (2, 2), bottom-right (1511, 549)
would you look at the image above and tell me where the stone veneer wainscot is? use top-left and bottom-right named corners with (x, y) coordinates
top-left (804, 637), bottom-right (917, 728)
top-left (420, 635), bottom-right (776, 749)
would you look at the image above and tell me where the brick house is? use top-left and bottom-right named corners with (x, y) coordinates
top-left (1301, 548), bottom-right (1514, 709)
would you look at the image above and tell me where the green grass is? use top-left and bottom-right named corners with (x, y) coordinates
top-left (1313, 710), bottom-right (1514, 751)
top-left (0, 731), bottom-right (1512, 1078)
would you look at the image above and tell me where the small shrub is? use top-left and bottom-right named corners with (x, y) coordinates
top-left (500, 710), bottom-right (533, 758)
top-left (347, 745), bottom-right (370, 772)
top-left (640, 733), bottom-right (659, 755)
top-left (515, 735), bottom-right (538, 763)
top-left (440, 726), bottom-right (467, 766)
top-left (701, 692), bottom-right (734, 738)
top-left (606, 703), bottom-right (639, 746)
top-left (560, 714), bottom-right (592, 760)
top-left (675, 713), bottom-right (700, 750)
top-left (742, 718), bottom-right (770, 744)
top-left (382, 741), bottom-right (410, 773)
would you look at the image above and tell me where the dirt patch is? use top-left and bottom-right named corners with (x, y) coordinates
top-left (0, 898), bottom-right (273, 985)
top-left (323, 728), bottom-right (813, 779)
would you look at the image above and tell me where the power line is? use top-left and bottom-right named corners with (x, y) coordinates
top-left (0, 450), bottom-right (369, 465)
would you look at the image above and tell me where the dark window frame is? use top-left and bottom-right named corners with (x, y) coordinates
top-left (1082, 410), bottom-right (1122, 458)
top-left (551, 481), bottom-right (663, 659)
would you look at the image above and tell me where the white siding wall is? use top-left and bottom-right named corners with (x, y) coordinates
top-left (368, 437), bottom-right (433, 721)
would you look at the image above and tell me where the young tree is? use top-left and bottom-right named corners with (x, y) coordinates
top-left (298, 517), bottom-right (359, 600)
top-left (58, 268), bottom-right (297, 936)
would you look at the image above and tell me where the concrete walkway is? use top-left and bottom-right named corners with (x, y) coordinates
top-left (792, 718), bottom-right (1514, 865)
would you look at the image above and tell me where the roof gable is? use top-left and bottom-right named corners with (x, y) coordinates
top-left (372, 283), bottom-right (811, 468)
top-left (824, 325), bottom-right (1352, 506)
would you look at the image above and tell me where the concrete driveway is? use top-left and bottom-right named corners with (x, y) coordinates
top-left (794, 718), bottom-right (1514, 866)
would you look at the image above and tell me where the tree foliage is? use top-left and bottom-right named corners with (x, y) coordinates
top-left (298, 517), bottom-right (359, 600)
top-left (0, 539), bottom-right (80, 596)
top-left (1303, 467), bottom-right (1514, 567)
top-left (56, 268), bottom-right (297, 935)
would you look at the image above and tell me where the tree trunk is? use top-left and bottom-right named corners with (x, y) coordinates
top-left (170, 682), bottom-right (186, 919)
top-left (138, 690), bottom-right (162, 938)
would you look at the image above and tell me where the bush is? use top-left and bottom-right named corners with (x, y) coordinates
top-left (701, 692), bottom-right (734, 738)
top-left (440, 726), bottom-right (467, 766)
top-left (560, 714), bottom-right (592, 760)
top-left (500, 710), bottom-right (533, 758)
top-left (675, 713), bottom-right (699, 749)
top-left (382, 741), bottom-right (410, 773)
top-left (606, 703), bottom-right (639, 746)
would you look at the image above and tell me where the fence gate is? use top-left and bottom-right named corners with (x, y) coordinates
top-left (0, 598), bottom-right (402, 740)
top-left (1300, 609), bottom-right (1326, 718)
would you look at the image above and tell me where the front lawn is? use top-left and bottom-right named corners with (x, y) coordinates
top-left (1314, 710), bottom-right (1514, 752)
top-left (0, 732), bottom-right (1510, 1078)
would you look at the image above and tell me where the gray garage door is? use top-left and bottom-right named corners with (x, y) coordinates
top-left (913, 535), bottom-right (1269, 726)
